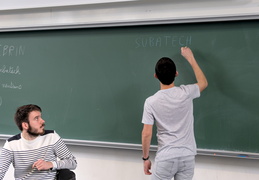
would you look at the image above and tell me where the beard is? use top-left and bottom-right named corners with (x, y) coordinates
top-left (27, 124), bottom-right (45, 137)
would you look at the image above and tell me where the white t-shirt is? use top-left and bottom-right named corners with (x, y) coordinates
top-left (142, 84), bottom-right (200, 160)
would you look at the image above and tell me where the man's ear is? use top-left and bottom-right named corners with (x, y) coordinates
top-left (154, 73), bottom-right (158, 79)
top-left (175, 71), bottom-right (179, 77)
top-left (22, 122), bottom-right (29, 130)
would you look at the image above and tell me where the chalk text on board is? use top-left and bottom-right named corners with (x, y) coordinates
top-left (0, 65), bottom-right (21, 75)
top-left (2, 82), bottom-right (22, 90)
top-left (135, 35), bottom-right (192, 48)
top-left (0, 44), bottom-right (25, 56)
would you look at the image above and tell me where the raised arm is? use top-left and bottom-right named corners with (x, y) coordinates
top-left (181, 47), bottom-right (208, 92)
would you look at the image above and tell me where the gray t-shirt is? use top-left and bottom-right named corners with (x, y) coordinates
top-left (142, 84), bottom-right (200, 160)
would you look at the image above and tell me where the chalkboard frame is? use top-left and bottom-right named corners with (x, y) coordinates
top-left (1, 17), bottom-right (259, 159)
top-left (1, 11), bottom-right (259, 32)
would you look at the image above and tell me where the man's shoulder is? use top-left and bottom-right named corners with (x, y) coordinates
top-left (179, 84), bottom-right (198, 88)
top-left (144, 90), bottom-right (165, 106)
top-left (8, 133), bottom-right (21, 142)
top-left (7, 130), bottom-right (56, 142)
top-left (41, 130), bottom-right (60, 138)
top-left (42, 130), bottom-right (61, 141)
top-left (43, 130), bottom-right (55, 135)
top-left (145, 94), bottom-right (156, 104)
top-left (179, 84), bottom-right (200, 98)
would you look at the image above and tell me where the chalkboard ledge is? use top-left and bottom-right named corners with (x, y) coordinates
top-left (0, 134), bottom-right (157, 151)
top-left (198, 149), bottom-right (259, 160)
top-left (1, 134), bottom-right (259, 159)
top-left (63, 138), bottom-right (158, 151)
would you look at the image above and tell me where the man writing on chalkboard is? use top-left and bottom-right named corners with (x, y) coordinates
top-left (141, 47), bottom-right (208, 180)
top-left (0, 104), bottom-right (77, 180)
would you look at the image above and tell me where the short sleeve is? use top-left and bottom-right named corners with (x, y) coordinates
top-left (181, 84), bottom-right (200, 99)
top-left (141, 99), bottom-right (155, 125)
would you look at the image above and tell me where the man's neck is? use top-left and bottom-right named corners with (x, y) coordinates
top-left (160, 82), bottom-right (175, 90)
top-left (22, 131), bottom-right (38, 141)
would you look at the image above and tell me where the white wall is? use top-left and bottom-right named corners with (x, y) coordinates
top-left (1, 140), bottom-right (259, 180)
top-left (0, 0), bottom-right (137, 10)
top-left (0, 0), bottom-right (259, 31)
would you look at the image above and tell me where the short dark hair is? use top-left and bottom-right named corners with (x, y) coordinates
top-left (14, 104), bottom-right (42, 131)
top-left (155, 57), bottom-right (176, 85)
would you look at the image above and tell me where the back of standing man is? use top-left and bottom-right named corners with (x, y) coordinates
top-left (141, 47), bottom-right (208, 180)
top-left (0, 104), bottom-right (77, 180)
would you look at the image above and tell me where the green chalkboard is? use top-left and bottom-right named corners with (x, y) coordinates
top-left (0, 20), bottom-right (259, 153)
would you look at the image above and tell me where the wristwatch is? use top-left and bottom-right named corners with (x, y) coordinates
top-left (142, 156), bottom-right (149, 161)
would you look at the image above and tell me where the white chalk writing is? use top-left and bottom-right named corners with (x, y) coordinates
top-left (135, 35), bottom-right (192, 48)
top-left (0, 44), bottom-right (25, 56)
top-left (0, 44), bottom-right (26, 92)
top-left (0, 65), bottom-right (21, 75)
top-left (2, 82), bottom-right (22, 90)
